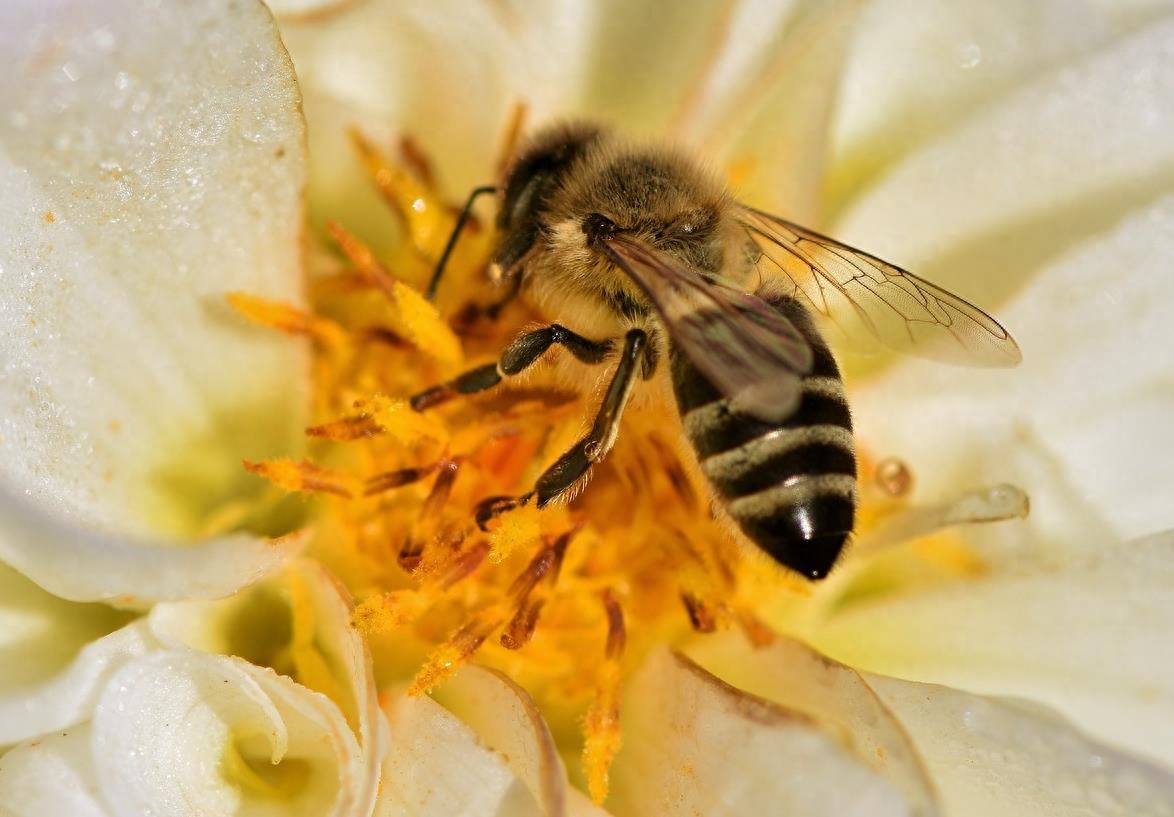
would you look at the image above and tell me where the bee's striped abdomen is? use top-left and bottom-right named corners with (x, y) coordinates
top-left (671, 296), bottom-right (855, 579)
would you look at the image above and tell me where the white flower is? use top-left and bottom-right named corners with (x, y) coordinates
top-left (3, 1), bottom-right (1174, 816)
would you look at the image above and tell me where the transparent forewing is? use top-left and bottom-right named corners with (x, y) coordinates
top-left (738, 206), bottom-right (1022, 367)
top-left (600, 234), bottom-right (812, 422)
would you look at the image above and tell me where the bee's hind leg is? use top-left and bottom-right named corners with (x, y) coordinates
top-left (532, 328), bottom-right (649, 508)
top-left (410, 323), bottom-right (614, 411)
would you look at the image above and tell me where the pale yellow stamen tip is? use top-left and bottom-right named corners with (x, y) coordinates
top-left (244, 458), bottom-right (357, 499)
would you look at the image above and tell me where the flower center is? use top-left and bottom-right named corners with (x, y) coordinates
top-left (235, 128), bottom-right (1026, 802)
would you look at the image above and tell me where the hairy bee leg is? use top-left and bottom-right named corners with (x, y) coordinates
top-left (535, 329), bottom-right (649, 507)
top-left (411, 324), bottom-right (614, 411)
top-left (425, 184), bottom-right (498, 301)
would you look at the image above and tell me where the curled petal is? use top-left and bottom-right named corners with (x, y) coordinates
top-left (0, 727), bottom-right (109, 817)
top-left (0, 497), bottom-right (303, 603)
top-left (0, 559), bottom-right (149, 743)
top-left (864, 674), bottom-right (1174, 817)
top-left (688, 633), bottom-right (940, 815)
top-left (812, 531), bottom-right (1174, 769)
top-left (436, 665), bottom-right (568, 816)
top-left (0, 0), bottom-right (307, 601)
top-left (92, 650), bottom-right (366, 817)
top-left (609, 649), bottom-right (914, 817)
top-left (377, 692), bottom-right (524, 817)
top-left (147, 560), bottom-right (386, 815)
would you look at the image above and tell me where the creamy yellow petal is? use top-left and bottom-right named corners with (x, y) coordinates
top-left (377, 692), bottom-right (529, 817)
top-left (0, 727), bottom-right (109, 817)
top-left (835, 15), bottom-right (1174, 309)
top-left (691, 0), bottom-right (867, 220)
top-left (147, 561), bottom-right (386, 815)
top-left (828, 0), bottom-right (1139, 207)
top-left (851, 196), bottom-right (1174, 557)
top-left (688, 633), bottom-right (939, 815)
top-left (435, 665), bottom-right (569, 817)
top-left (609, 649), bottom-right (915, 816)
top-left (0, 560), bottom-right (144, 744)
top-left (0, 0), bottom-right (307, 601)
top-left (92, 650), bottom-right (366, 817)
top-left (864, 674), bottom-right (1174, 817)
top-left (812, 532), bottom-right (1174, 769)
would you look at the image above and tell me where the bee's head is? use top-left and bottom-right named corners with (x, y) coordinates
top-left (493, 122), bottom-right (604, 277)
top-left (564, 146), bottom-right (731, 277)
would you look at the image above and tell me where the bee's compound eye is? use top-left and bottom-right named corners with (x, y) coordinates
top-left (582, 212), bottom-right (618, 243)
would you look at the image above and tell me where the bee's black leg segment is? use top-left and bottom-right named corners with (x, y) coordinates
top-left (425, 184), bottom-right (497, 302)
top-left (536, 329), bottom-right (647, 507)
top-left (410, 324), bottom-right (613, 411)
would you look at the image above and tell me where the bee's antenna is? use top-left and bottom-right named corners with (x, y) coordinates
top-left (426, 184), bottom-right (497, 302)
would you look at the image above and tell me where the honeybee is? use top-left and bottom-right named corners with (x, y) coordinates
top-left (412, 122), bottom-right (1021, 580)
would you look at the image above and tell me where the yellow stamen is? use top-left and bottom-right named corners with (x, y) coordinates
top-left (243, 458), bottom-right (357, 499)
top-left (583, 589), bottom-right (625, 805)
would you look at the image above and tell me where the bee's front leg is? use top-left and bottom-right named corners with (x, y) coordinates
top-left (410, 324), bottom-right (614, 411)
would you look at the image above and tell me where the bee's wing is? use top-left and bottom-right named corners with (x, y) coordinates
top-left (738, 206), bottom-right (1022, 367)
top-left (599, 233), bottom-right (812, 423)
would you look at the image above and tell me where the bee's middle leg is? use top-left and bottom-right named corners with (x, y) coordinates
top-left (410, 324), bottom-right (614, 411)
top-left (533, 328), bottom-right (649, 507)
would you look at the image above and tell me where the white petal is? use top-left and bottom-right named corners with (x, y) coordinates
top-left (147, 560), bottom-right (386, 815)
top-left (812, 531), bottom-right (1174, 769)
top-left (852, 196), bottom-right (1174, 556)
top-left (265, 0), bottom-right (353, 18)
top-left (92, 650), bottom-right (365, 817)
top-left (835, 15), bottom-right (1174, 307)
top-left (0, 0), bottom-right (307, 601)
top-left (829, 0), bottom-right (1132, 202)
top-left (0, 559), bottom-right (150, 744)
top-left (689, 0), bottom-right (866, 220)
top-left (280, 1), bottom-right (530, 197)
top-left (688, 633), bottom-right (939, 816)
top-left (864, 675), bottom-right (1174, 817)
top-left (377, 691), bottom-right (530, 817)
top-left (609, 649), bottom-right (914, 817)
top-left (0, 727), bottom-right (110, 817)
top-left (434, 665), bottom-right (568, 817)
top-left (0, 495), bottom-right (304, 603)
top-left (570, 2), bottom-right (779, 137)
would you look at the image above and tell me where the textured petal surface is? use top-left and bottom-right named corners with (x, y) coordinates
top-left (851, 196), bottom-right (1174, 556)
top-left (0, 0), bottom-right (307, 601)
top-left (609, 650), bottom-right (913, 817)
top-left (92, 650), bottom-right (364, 817)
top-left (377, 691), bottom-right (532, 817)
top-left (835, 15), bottom-right (1174, 309)
top-left (812, 532), bottom-right (1174, 769)
top-left (689, 633), bottom-right (939, 816)
top-left (693, 0), bottom-right (866, 220)
top-left (864, 675), bottom-right (1174, 817)
top-left (828, 0), bottom-right (1143, 207)
top-left (0, 727), bottom-right (109, 817)
top-left (436, 665), bottom-right (568, 817)
top-left (147, 560), bottom-right (386, 816)
top-left (0, 561), bottom-right (145, 743)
